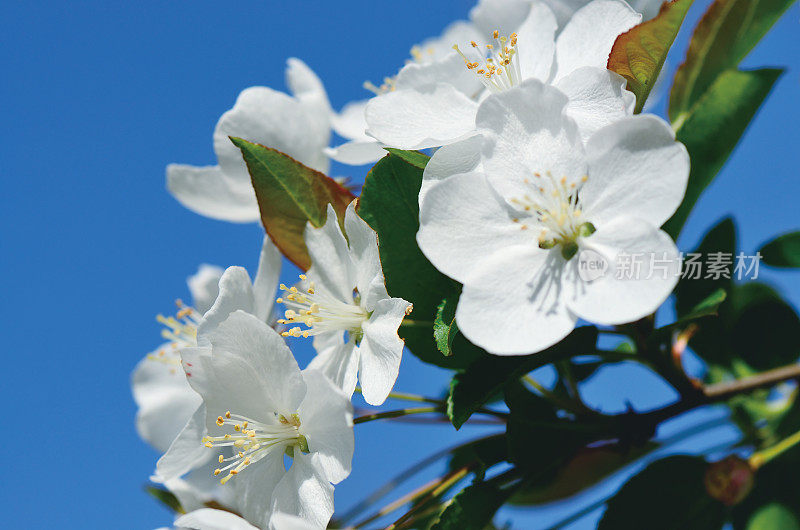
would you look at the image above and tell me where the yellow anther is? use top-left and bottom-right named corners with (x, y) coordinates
top-left (216, 416), bottom-right (224, 426)
top-left (218, 455), bottom-right (224, 463)
top-left (214, 469), bottom-right (221, 476)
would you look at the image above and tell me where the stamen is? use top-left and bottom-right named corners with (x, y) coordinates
top-left (453, 30), bottom-right (520, 93)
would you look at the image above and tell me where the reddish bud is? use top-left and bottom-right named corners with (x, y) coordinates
top-left (704, 455), bottom-right (755, 506)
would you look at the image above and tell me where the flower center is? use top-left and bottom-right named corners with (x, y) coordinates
top-left (277, 275), bottom-right (370, 340)
top-left (453, 30), bottom-right (520, 93)
top-left (204, 411), bottom-right (308, 485)
top-left (510, 172), bottom-right (596, 260)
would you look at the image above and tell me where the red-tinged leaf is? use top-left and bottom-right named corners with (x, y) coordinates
top-left (607, 0), bottom-right (694, 113)
top-left (231, 137), bottom-right (355, 270)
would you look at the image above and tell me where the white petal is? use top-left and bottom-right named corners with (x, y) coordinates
top-left (132, 349), bottom-right (201, 453)
top-left (325, 140), bottom-right (386, 166)
top-left (581, 114), bottom-right (690, 228)
top-left (297, 369), bottom-right (354, 483)
top-left (232, 452), bottom-right (286, 530)
top-left (305, 204), bottom-right (357, 302)
top-left (188, 265), bottom-right (224, 315)
top-left (358, 297), bottom-right (412, 405)
top-left (457, 245), bottom-right (578, 355)
top-left (555, 66), bottom-right (635, 142)
top-left (253, 236), bottom-right (282, 323)
top-left (272, 453), bottom-right (334, 530)
top-left (214, 86), bottom-right (330, 178)
top-left (176, 509), bottom-right (259, 530)
top-left (396, 53), bottom-right (483, 98)
top-left (516, 2), bottom-right (558, 82)
top-left (568, 216), bottom-right (680, 324)
top-left (554, 0), bottom-right (641, 82)
top-left (166, 164), bottom-right (260, 223)
top-left (343, 202), bottom-right (383, 306)
top-left (420, 135), bottom-right (484, 207)
top-left (476, 80), bottom-right (586, 199)
top-left (270, 512), bottom-right (318, 530)
top-left (417, 171), bottom-right (532, 284)
top-left (470, 0), bottom-right (532, 35)
top-left (307, 341), bottom-right (360, 399)
top-left (197, 266), bottom-right (255, 337)
top-left (416, 20), bottom-right (486, 63)
top-left (156, 404), bottom-right (211, 482)
top-left (365, 83), bottom-right (479, 150)
top-left (331, 100), bottom-right (370, 141)
top-left (204, 311), bottom-right (306, 419)
top-left (286, 57), bottom-right (331, 117)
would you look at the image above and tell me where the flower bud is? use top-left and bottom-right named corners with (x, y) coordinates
top-left (704, 455), bottom-right (754, 506)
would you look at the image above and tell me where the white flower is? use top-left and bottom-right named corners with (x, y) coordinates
top-left (417, 80), bottom-right (689, 355)
top-left (134, 238), bottom-right (280, 508)
top-left (157, 311), bottom-right (354, 530)
top-left (364, 0), bottom-right (640, 154)
top-left (277, 202), bottom-right (412, 405)
top-left (167, 58), bottom-right (332, 223)
top-left (175, 509), bottom-right (317, 530)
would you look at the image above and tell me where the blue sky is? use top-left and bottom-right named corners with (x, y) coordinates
top-left (1, 1), bottom-right (798, 528)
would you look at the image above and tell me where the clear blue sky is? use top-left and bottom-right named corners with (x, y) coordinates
top-left (1, 1), bottom-right (798, 528)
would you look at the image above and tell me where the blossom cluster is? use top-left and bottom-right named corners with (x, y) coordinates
top-left (132, 0), bottom-right (695, 528)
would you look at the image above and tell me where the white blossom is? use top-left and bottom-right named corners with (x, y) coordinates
top-left (417, 80), bottom-right (689, 355)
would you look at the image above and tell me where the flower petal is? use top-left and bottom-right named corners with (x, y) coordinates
top-left (554, 0), bottom-right (641, 82)
top-left (198, 267), bottom-right (255, 337)
top-left (470, 0), bottom-right (532, 35)
top-left (156, 404), bottom-right (211, 482)
top-left (476, 79), bottom-right (586, 199)
top-left (555, 66), bottom-right (635, 142)
top-left (188, 265), bottom-right (224, 314)
top-left (214, 86), bottom-right (330, 179)
top-left (331, 100), bottom-right (370, 141)
top-left (166, 164), bottom-right (260, 223)
top-left (420, 135), bottom-right (484, 207)
top-left (272, 453), bottom-right (334, 530)
top-left (418, 171), bottom-right (532, 284)
top-left (232, 452), bottom-right (286, 530)
top-left (132, 349), bottom-right (201, 453)
top-left (307, 341), bottom-right (360, 399)
top-left (253, 236), bottom-right (282, 323)
top-left (297, 369), bottom-right (354, 483)
top-left (305, 204), bottom-right (357, 302)
top-left (365, 83), bottom-right (479, 150)
top-left (343, 202), bottom-right (384, 306)
top-left (359, 297), bottom-right (412, 405)
top-left (396, 53), bottom-right (483, 98)
top-left (205, 311), bottom-right (306, 419)
top-left (567, 216), bottom-right (680, 324)
top-left (286, 57), bottom-right (331, 119)
top-left (516, 2), bottom-right (558, 82)
top-left (581, 114), bottom-right (690, 228)
top-left (175, 509), bottom-right (259, 530)
top-left (269, 512), bottom-right (318, 530)
top-left (457, 245), bottom-right (578, 355)
top-left (325, 140), bottom-right (386, 166)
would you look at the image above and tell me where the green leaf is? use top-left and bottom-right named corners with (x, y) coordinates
top-left (663, 68), bottom-right (783, 237)
top-left (231, 137), bottom-right (355, 270)
top-left (431, 481), bottom-right (510, 530)
top-left (384, 148), bottom-right (431, 169)
top-left (434, 294), bottom-right (459, 357)
top-left (446, 327), bottom-right (598, 429)
top-left (746, 503), bottom-right (800, 530)
top-left (607, 0), bottom-right (693, 113)
top-left (599, 456), bottom-right (726, 530)
top-left (668, 0), bottom-right (794, 122)
top-left (759, 231), bottom-right (800, 268)
top-left (145, 486), bottom-right (183, 514)
top-left (358, 153), bottom-right (481, 369)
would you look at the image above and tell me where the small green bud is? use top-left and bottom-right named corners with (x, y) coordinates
top-left (539, 239), bottom-right (557, 250)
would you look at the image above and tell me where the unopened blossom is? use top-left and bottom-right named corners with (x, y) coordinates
top-left (167, 58), bottom-right (332, 222)
top-left (365, 0), bottom-right (640, 155)
top-left (175, 509), bottom-right (316, 530)
top-left (417, 80), bottom-right (689, 355)
top-left (277, 202), bottom-right (412, 405)
top-left (158, 311), bottom-right (354, 530)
